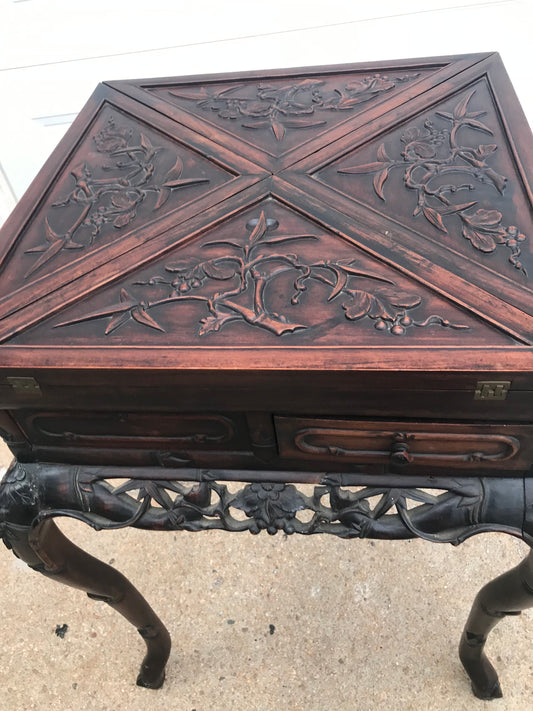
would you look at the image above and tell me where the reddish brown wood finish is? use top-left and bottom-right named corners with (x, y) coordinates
top-left (0, 53), bottom-right (532, 476)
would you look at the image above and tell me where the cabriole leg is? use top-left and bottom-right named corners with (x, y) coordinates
top-left (9, 518), bottom-right (171, 689)
top-left (459, 549), bottom-right (533, 700)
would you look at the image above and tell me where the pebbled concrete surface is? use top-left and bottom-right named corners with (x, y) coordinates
top-left (0, 440), bottom-right (532, 711)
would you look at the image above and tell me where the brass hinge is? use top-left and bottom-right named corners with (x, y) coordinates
top-left (6, 376), bottom-right (42, 396)
top-left (474, 380), bottom-right (511, 401)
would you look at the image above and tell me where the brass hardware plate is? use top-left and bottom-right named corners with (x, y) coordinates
top-left (474, 381), bottom-right (511, 401)
top-left (6, 377), bottom-right (42, 395)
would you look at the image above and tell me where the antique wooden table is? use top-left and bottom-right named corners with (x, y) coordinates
top-left (0, 53), bottom-right (532, 700)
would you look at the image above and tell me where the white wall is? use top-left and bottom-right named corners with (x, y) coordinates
top-left (0, 0), bottom-right (531, 220)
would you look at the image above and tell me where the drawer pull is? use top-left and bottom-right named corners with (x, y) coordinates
top-left (390, 442), bottom-right (413, 467)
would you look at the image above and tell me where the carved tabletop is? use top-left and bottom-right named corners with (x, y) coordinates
top-left (0, 53), bottom-right (532, 700)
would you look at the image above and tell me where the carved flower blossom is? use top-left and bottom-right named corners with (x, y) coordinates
top-left (233, 483), bottom-right (305, 535)
top-left (94, 120), bottom-right (132, 153)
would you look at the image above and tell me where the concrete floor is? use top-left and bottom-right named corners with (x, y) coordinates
top-left (1, 439), bottom-right (532, 711)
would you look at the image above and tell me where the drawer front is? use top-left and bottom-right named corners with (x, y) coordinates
top-left (16, 410), bottom-right (249, 451)
top-left (275, 417), bottom-right (533, 470)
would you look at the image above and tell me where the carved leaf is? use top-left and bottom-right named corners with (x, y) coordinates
top-left (132, 307), bottom-right (166, 332)
top-left (111, 193), bottom-right (135, 209)
top-left (168, 89), bottom-right (211, 101)
top-left (282, 118), bottom-right (326, 129)
top-left (484, 168), bottom-right (507, 194)
top-left (373, 168), bottom-right (390, 200)
top-left (51, 195), bottom-right (71, 208)
top-left (154, 187), bottom-right (172, 210)
top-left (332, 95), bottom-right (371, 109)
top-left (105, 311), bottom-right (132, 335)
top-left (25, 231), bottom-right (65, 277)
top-left (463, 118), bottom-right (493, 135)
top-left (202, 261), bottom-right (236, 280)
top-left (134, 276), bottom-right (169, 286)
top-left (411, 141), bottom-right (436, 159)
top-left (453, 89), bottom-right (476, 120)
top-left (198, 315), bottom-right (226, 336)
top-left (338, 263), bottom-right (394, 284)
top-left (475, 144), bottom-right (497, 159)
top-left (462, 225), bottom-right (497, 252)
top-left (25, 236), bottom-right (65, 276)
top-left (400, 127), bottom-right (420, 143)
top-left (113, 211), bottom-right (135, 228)
top-left (217, 84), bottom-right (246, 97)
top-left (368, 296), bottom-right (395, 321)
top-left (466, 208), bottom-right (502, 229)
top-left (242, 120), bottom-right (270, 130)
top-left (249, 211), bottom-right (267, 246)
top-left (260, 234), bottom-right (318, 246)
top-left (327, 268), bottom-right (348, 301)
top-left (343, 291), bottom-right (373, 320)
top-left (422, 207), bottom-right (447, 233)
top-left (162, 156), bottom-right (184, 186)
top-left (377, 143), bottom-right (390, 162)
top-left (385, 292), bottom-right (422, 309)
top-left (45, 218), bottom-right (62, 244)
top-left (339, 161), bottom-right (387, 174)
top-left (140, 133), bottom-right (154, 154)
top-left (120, 288), bottom-right (135, 303)
top-left (165, 261), bottom-right (197, 273)
top-left (271, 119), bottom-right (285, 141)
top-left (203, 239), bottom-right (242, 249)
top-left (442, 201), bottom-right (478, 215)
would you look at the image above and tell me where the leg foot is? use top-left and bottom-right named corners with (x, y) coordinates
top-left (11, 519), bottom-right (171, 687)
top-left (459, 549), bottom-right (533, 699)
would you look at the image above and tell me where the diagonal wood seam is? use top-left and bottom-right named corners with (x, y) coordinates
top-left (0, 85), bottom-right (269, 327)
top-left (104, 54), bottom-right (493, 173)
top-left (0, 53), bottom-right (498, 325)
top-left (290, 54), bottom-right (532, 198)
top-left (0, 53), bottom-right (530, 346)
top-left (274, 54), bottom-right (533, 339)
top-left (271, 175), bottom-right (533, 345)
top-left (0, 178), bottom-right (276, 343)
top-left (0, 174), bottom-right (530, 347)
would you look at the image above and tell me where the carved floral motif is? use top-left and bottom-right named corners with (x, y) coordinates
top-left (25, 118), bottom-right (209, 278)
top-left (56, 211), bottom-right (468, 337)
top-left (338, 90), bottom-right (528, 275)
top-left (169, 73), bottom-right (421, 142)
top-left (14, 466), bottom-right (487, 544)
top-left (0, 460), bottom-right (527, 546)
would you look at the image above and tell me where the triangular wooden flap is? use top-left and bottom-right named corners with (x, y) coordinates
top-left (283, 55), bottom-right (533, 332)
top-left (0, 85), bottom-right (267, 325)
top-left (9, 197), bottom-right (516, 349)
top-left (107, 55), bottom-right (487, 171)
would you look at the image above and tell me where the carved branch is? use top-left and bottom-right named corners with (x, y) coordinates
top-left (56, 212), bottom-right (468, 338)
top-left (338, 91), bottom-right (528, 276)
top-left (0, 463), bottom-right (528, 546)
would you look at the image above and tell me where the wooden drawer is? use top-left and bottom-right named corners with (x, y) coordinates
top-left (15, 410), bottom-right (249, 452)
top-left (274, 417), bottom-right (533, 471)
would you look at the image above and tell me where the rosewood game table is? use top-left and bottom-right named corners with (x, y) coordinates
top-left (0, 53), bottom-right (532, 700)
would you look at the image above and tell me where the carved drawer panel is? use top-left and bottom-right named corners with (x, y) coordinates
top-left (274, 417), bottom-right (533, 471)
top-left (15, 411), bottom-right (249, 452)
